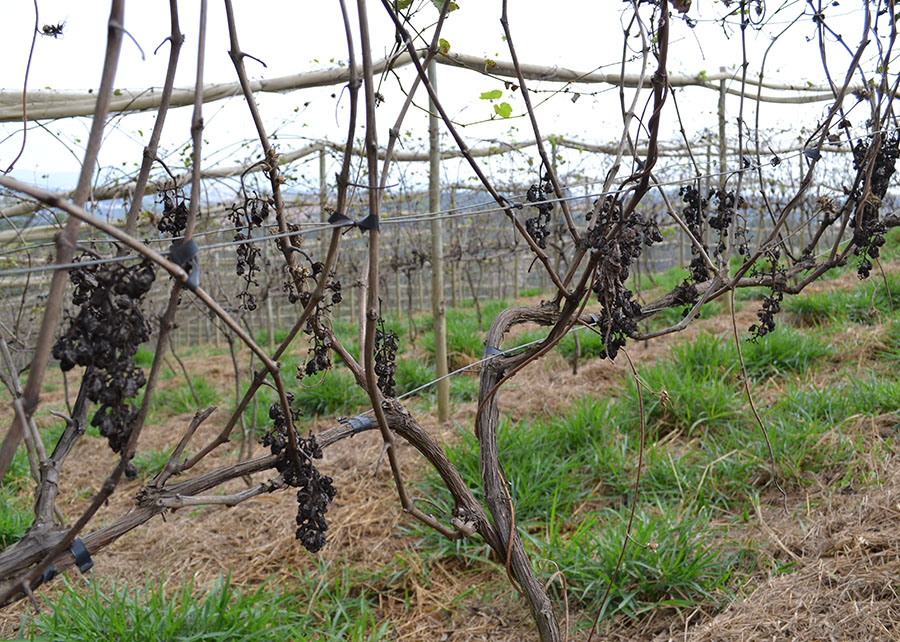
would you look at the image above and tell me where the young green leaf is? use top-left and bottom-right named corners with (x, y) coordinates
top-left (480, 89), bottom-right (503, 100)
top-left (439, 38), bottom-right (451, 54)
top-left (494, 102), bottom-right (512, 118)
top-left (397, 0), bottom-right (413, 8)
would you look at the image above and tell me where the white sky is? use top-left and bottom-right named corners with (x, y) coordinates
top-left (0, 1), bottom-right (877, 200)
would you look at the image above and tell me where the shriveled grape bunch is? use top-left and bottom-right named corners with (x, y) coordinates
top-left (297, 263), bottom-right (344, 380)
top-left (850, 133), bottom-right (899, 278)
top-left (156, 187), bottom-right (188, 237)
top-left (226, 191), bottom-right (273, 310)
top-left (374, 318), bottom-right (398, 397)
top-left (52, 256), bottom-right (156, 477)
top-left (749, 250), bottom-right (786, 341)
top-left (262, 397), bottom-right (337, 553)
top-left (524, 171), bottom-right (555, 249)
top-left (584, 195), bottom-right (662, 359)
top-left (679, 185), bottom-right (711, 283)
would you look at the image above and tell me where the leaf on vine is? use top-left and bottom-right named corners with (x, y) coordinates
top-left (494, 102), bottom-right (512, 118)
top-left (431, 0), bottom-right (459, 11)
top-left (397, 0), bottom-right (413, 9)
top-left (439, 38), bottom-right (451, 54)
top-left (480, 89), bottom-right (502, 100)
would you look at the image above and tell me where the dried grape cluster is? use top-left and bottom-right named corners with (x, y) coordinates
top-left (226, 192), bottom-right (273, 310)
top-left (708, 188), bottom-right (747, 258)
top-left (524, 172), bottom-right (554, 249)
top-left (374, 318), bottom-right (399, 397)
top-left (52, 257), bottom-right (156, 477)
top-left (748, 251), bottom-right (786, 341)
top-left (850, 133), bottom-right (899, 278)
top-left (297, 265), bottom-right (344, 380)
top-left (156, 187), bottom-right (188, 236)
top-left (679, 185), bottom-right (711, 283)
top-left (262, 397), bottom-right (336, 553)
top-left (584, 195), bottom-right (662, 360)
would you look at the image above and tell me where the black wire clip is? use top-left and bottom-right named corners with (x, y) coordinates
top-left (169, 239), bottom-right (200, 291)
top-left (327, 211), bottom-right (356, 228)
top-left (483, 345), bottom-right (505, 357)
top-left (357, 213), bottom-right (380, 232)
top-left (40, 537), bottom-right (94, 585)
top-left (340, 415), bottom-right (373, 435)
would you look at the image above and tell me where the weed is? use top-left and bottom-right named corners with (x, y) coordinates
top-left (131, 448), bottom-right (176, 480)
top-left (155, 376), bottom-right (218, 415)
top-left (741, 326), bottom-right (832, 379)
top-left (21, 571), bottom-right (390, 641)
top-left (295, 369), bottom-right (369, 417)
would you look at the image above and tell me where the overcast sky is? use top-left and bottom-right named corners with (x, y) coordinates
top-left (0, 1), bottom-right (876, 200)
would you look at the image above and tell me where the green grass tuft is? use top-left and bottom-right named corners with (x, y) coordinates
top-left (295, 370), bottom-right (369, 417)
top-left (22, 570), bottom-right (390, 641)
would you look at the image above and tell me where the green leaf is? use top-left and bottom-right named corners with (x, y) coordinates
top-left (397, 0), bottom-right (413, 9)
top-left (431, 0), bottom-right (459, 11)
top-left (480, 89), bottom-right (502, 100)
top-left (494, 102), bottom-right (512, 118)
top-left (439, 38), bottom-right (450, 55)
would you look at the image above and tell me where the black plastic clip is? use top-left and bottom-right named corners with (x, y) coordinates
top-left (357, 213), bottom-right (380, 232)
top-left (341, 415), bottom-right (373, 435)
top-left (40, 537), bottom-right (94, 585)
top-left (169, 239), bottom-right (200, 291)
top-left (803, 149), bottom-right (821, 162)
top-left (483, 345), bottom-right (505, 358)
top-left (327, 211), bottom-right (356, 228)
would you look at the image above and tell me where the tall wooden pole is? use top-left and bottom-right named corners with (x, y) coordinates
top-left (429, 59), bottom-right (450, 421)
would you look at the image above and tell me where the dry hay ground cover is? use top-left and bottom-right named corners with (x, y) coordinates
top-left (2, 257), bottom-right (900, 640)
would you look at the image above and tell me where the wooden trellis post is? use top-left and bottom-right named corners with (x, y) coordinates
top-left (429, 59), bottom-right (450, 421)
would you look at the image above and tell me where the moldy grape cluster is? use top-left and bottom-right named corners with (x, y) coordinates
top-left (226, 192), bottom-right (273, 310)
top-left (850, 133), bottom-right (899, 278)
top-left (524, 172), bottom-right (554, 249)
top-left (52, 257), bottom-right (156, 476)
top-left (374, 318), bottom-right (399, 397)
top-left (584, 195), bottom-right (662, 360)
top-left (156, 187), bottom-right (188, 236)
top-left (262, 396), bottom-right (336, 553)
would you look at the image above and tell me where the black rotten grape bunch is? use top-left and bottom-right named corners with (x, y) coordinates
top-left (297, 264), bottom-right (344, 381)
top-left (584, 195), bottom-right (663, 360)
top-left (262, 396), bottom-right (336, 554)
top-left (374, 318), bottom-right (399, 397)
top-left (226, 191), bottom-right (273, 311)
top-left (748, 250), bottom-right (785, 341)
top-left (52, 256), bottom-right (156, 477)
top-left (524, 171), bottom-right (555, 249)
top-left (850, 133), bottom-right (899, 279)
top-left (156, 187), bottom-right (188, 237)
top-left (679, 185), bottom-right (711, 283)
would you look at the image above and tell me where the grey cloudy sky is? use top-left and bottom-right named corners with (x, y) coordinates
top-left (0, 1), bottom-right (874, 196)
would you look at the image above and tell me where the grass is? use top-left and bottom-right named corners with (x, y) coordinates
top-left (20, 569), bottom-right (390, 642)
top-left (131, 448), bottom-right (176, 480)
top-left (784, 271), bottom-right (900, 325)
top-left (623, 334), bottom-right (745, 436)
top-left (295, 369), bottom-right (369, 417)
top-left (536, 506), bottom-right (744, 619)
top-left (740, 326), bottom-right (833, 379)
top-left (0, 487), bottom-right (31, 549)
top-left (420, 312), bottom-right (484, 364)
top-left (155, 376), bottom-right (218, 415)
